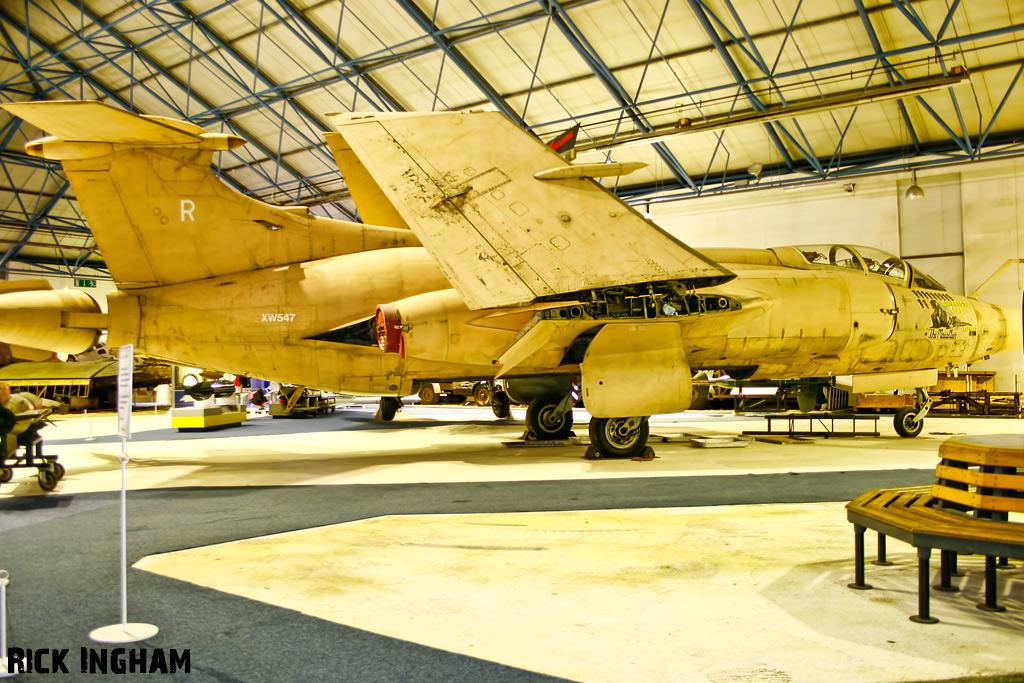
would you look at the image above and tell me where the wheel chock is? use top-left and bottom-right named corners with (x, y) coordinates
top-left (583, 445), bottom-right (657, 461)
top-left (631, 447), bottom-right (657, 461)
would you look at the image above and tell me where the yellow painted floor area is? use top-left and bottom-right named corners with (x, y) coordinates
top-left (2, 405), bottom-right (1014, 496)
top-left (137, 503), bottom-right (1024, 683)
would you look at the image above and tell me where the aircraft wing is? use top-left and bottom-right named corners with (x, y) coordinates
top-left (325, 111), bottom-right (733, 310)
top-left (2, 100), bottom-right (205, 144)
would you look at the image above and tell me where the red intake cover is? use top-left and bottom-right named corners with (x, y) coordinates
top-left (375, 304), bottom-right (402, 354)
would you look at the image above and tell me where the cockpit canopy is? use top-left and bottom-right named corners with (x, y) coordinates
top-left (795, 244), bottom-right (946, 291)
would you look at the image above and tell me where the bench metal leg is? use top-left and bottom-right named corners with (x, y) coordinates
top-left (934, 550), bottom-right (959, 592)
top-left (848, 524), bottom-right (872, 590)
top-left (910, 547), bottom-right (939, 624)
top-left (872, 532), bottom-right (894, 566)
top-left (977, 556), bottom-right (1007, 613)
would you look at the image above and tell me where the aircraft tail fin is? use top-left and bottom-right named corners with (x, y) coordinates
top-left (326, 111), bottom-right (733, 310)
top-left (2, 101), bottom-right (418, 288)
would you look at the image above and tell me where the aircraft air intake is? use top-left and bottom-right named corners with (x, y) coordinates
top-left (372, 290), bottom-right (532, 365)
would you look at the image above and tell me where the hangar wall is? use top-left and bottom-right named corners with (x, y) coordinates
top-left (654, 159), bottom-right (1024, 392)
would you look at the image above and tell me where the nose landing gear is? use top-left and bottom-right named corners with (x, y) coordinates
top-left (894, 388), bottom-right (931, 438)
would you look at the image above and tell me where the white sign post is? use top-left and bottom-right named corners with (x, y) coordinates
top-left (117, 345), bottom-right (132, 440)
top-left (0, 570), bottom-right (16, 678)
top-left (90, 345), bottom-right (159, 644)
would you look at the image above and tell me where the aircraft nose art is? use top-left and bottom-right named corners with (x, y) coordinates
top-left (326, 111), bottom-right (734, 310)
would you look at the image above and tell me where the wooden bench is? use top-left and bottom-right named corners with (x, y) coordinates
top-left (845, 433), bottom-right (1024, 623)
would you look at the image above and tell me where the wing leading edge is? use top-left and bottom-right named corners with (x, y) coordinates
top-left (325, 111), bottom-right (733, 310)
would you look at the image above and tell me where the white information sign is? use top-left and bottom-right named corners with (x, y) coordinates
top-left (117, 344), bottom-right (133, 439)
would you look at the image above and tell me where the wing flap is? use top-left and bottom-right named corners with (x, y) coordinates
top-left (327, 111), bottom-right (733, 310)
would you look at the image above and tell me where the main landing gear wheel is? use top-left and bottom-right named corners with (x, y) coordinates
top-left (894, 406), bottom-right (924, 438)
top-left (418, 385), bottom-right (439, 405)
top-left (588, 416), bottom-right (650, 458)
top-left (526, 395), bottom-right (573, 440)
top-left (0, 467), bottom-right (11, 483)
top-left (473, 383), bottom-right (491, 406)
top-left (491, 390), bottom-right (511, 419)
top-left (378, 396), bottom-right (401, 422)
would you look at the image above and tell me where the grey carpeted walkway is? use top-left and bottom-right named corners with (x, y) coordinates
top-left (1, 469), bottom-right (933, 681)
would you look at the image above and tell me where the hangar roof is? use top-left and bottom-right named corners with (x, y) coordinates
top-left (1, 0), bottom-right (1022, 276)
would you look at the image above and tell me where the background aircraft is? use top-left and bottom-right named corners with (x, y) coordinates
top-left (0, 101), bottom-right (1019, 458)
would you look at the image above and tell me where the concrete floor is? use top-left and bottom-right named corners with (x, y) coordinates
top-left (4, 404), bottom-right (981, 494)
top-left (4, 403), bottom-right (1024, 682)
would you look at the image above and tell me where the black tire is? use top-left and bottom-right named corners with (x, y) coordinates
top-left (473, 383), bottom-right (490, 406)
top-left (418, 385), bottom-right (439, 405)
top-left (53, 463), bottom-right (66, 480)
top-left (526, 395), bottom-right (573, 440)
top-left (589, 416), bottom-right (650, 458)
top-left (491, 390), bottom-right (511, 419)
top-left (38, 469), bottom-right (58, 491)
top-left (894, 407), bottom-right (924, 438)
top-left (0, 467), bottom-right (11, 483)
top-left (379, 397), bottom-right (401, 422)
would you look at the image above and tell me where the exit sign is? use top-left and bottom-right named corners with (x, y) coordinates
top-left (75, 278), bottom-right (97, 288)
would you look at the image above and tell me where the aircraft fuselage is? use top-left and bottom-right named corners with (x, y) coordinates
top-left (104, 244), bottom-right (1019, 394)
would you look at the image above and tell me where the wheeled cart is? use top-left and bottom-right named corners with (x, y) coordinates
top-left (0, 416), bottom-right (65, 492)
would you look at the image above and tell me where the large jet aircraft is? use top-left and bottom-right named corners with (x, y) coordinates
top-left (0, 101), bottom-right (1020, 458)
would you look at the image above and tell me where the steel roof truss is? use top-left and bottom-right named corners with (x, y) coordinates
top-left (686, 0), bottom-right (795, 170)
top-left (977, 61), bottom-right (1024, 152)
top-left (393, 0), bottom-right (524, 125)
top-left (545, 0), bottom-right (698, 192)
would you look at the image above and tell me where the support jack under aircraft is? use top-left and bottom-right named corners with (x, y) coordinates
top-left (0, 101), bottom-right (1020, 458)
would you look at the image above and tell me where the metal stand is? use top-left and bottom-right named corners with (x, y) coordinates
top-left (934, 550), bottom-right (959, 593)
top-left (872, 533), bottom-right (893, 566)
top-left (848, 525), bottom-right (872, 590)
top-left (977, 556), bottom-right (1007, 613)
top-left (910, 548), bottom-right (939, 624)
top-left (0, 571), bottom-right (17, 678)
top-left (89, 440), bottom-right (158, 644)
